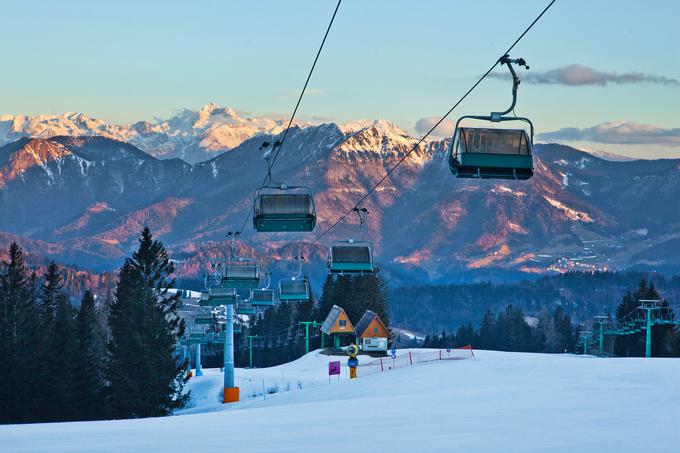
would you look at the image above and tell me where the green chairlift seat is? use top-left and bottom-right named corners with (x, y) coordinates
top-left (236, 301), bottom-right (256, 315)
top-left (449, 54), bottom-right (534, 181)
top-left (252, 288), bottom-right (275, 306)
top-left (449, 127), bottom-right (533, 180)
top-left (328, 240), bottom-right (374, 274)
top-left (222, 259), bottom-right (260, 290)
top-left (194, 307), bottom-right (214, 325)
top-left (204, 287), bottom-right (237, 306)
top-left (278, 278), bottom-right (310, 302)
top-left (253, 188), bottom-right (316, 232)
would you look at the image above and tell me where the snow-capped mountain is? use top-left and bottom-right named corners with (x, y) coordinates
top-left (1, 119), bottom-right (679, 285)
top-left (0, 104), bottom-right (297, 164)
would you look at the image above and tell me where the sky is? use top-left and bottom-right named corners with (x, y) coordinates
top-left (1, 0), bottom-right (679, 158)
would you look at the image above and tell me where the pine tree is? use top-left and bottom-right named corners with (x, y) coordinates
top-left (107, 228), bottom-right (189, 418)
top-left (553, 306), bottom-right (576, 353)
top-left (34, 261), bottom-right (65, 420)
top-left (0, 243), bottom-right (40, 423)
top-left (49, 293), bottom-right (79, 421)
top-left (314, 274), bottom-right (336, 322)
top-left (478, 309), bottom-right (496, 350)
top-left (76, 290), bottom-right (106, 420)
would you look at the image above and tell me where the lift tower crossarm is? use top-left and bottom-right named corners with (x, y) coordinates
top-left (638, 300), bottom-right (661, 358)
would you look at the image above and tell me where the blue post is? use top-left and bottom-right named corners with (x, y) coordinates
top-left (195, 343), bottom-right (203, 377)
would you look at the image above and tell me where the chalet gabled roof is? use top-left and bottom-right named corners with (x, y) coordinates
top-left (321, 305), bottom-right (344, 334)
top-left (354, 310), bottom-right (378, 337)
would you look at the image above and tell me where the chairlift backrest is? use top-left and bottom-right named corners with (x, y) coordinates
top-left (331, 244), bottom-right (372, 263)
top-left (252, 288), bottom-right (275, 306)
top-left (278, 278), bottom-right (310, 301)
top-left (253, 186), bottom-right (316, 232)
top-left (456, 127), bottom-right (531, 156)
top-left (224, 261), bottom-right (260, 280)
top-left (256, 193), bottom-right (315, 216)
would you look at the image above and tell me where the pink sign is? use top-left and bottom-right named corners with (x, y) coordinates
top-left (328, 360), bottom-right (341, 376)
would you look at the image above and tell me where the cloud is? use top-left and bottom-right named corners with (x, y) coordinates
top-left (415, 117), bottom-right (454, 137)
top-left (538, 122), bottom-right (680, 146)
top-left (490, 64), bottom-right (680, 86)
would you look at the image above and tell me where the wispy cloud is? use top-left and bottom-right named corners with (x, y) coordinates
top-left (538, 122), bottom-right (680, 146)
top-left (490, 64), bottom-right (680, 86)
top-left (414, 117), bottom-right (454, 137)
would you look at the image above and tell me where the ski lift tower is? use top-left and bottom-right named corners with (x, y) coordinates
top-left (593, 316), bottom-right (609, 356)
top-left (579, 330), bottom-right (592, 355)
top-left (638, 299), bottom-right (661, 358)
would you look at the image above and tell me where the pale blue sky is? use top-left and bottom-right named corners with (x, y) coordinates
top-left (2, 0), bottom-right (679, 157)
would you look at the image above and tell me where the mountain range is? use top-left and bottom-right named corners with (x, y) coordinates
top-left (1, 107), bottom-right (679, 288)
top-left (0, 104), bottom-right (298, 164)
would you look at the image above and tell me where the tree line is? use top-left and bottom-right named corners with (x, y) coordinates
top-left (0, 228), bottom-right (187, 424)
top-left (421, 278), bottom-right (680, 357)
top-left (390, 271), bottom-right (680, 333)
top-left (422, 305), bottom-right (578, 353)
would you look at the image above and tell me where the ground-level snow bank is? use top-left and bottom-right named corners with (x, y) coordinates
top-left (2, 350), bottom-right (679, 453)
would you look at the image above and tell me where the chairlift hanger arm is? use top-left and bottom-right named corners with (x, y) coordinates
top-left (491, 55), bottom-right (530, 120)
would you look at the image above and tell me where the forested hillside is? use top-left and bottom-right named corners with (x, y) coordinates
top-left (389, 271), bottom-right (680, 333)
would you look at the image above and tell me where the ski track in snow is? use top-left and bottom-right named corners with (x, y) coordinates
top-left (1, 349), bottom-right (679, 453)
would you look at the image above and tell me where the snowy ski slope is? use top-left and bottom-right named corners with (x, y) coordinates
top-left (1, 350), bottom-right (678, 453)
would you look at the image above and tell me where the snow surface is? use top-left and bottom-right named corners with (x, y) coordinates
top-left (2, 350), bottom-right (679, 453)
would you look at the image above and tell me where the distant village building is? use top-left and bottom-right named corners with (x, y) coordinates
top-left (354, 310), bottom-right (389, 352)
top-left (320, 305), bottom-right (356, 350)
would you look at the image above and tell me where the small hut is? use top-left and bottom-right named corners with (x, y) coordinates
top-left (354, 310), bottom-right (389, 352)
top-left (320, 305), bottom-right (356, 350)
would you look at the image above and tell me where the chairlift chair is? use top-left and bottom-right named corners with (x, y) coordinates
top-left (328, 207), bottom-right (374, 274)
top-left (278, 253), bottom-right (310, 302)
top-left (189, 325), bottom-right (207, 342)
top-left (222, 258), bottom-right (260, 289)
top-left (206, 287), bottom-right (237, 306)
top-left (328, 239), bottom-right (374, 274)
top-left (278, 277), bottom-right (310, 302)
top-left (449, 55), bottom-right (534, 180)
top-left (220, 231), bottom-right (261, 289)
top-left (252, 288), bottom-right (276, 306)
top-left (236, 301), bottom-right (256, 315)
top-left (252, 273), bottom-right (276, 306)
top-left (194, 307), bottom-right (214, 325)
top-left (252, 141), bottom-right (316, 232)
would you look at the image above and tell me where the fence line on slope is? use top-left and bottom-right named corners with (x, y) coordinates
top-left (352, 346), bottom-right (475, 378)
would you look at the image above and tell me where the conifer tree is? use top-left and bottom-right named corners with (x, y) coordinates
top-left (49, 292), bottom-right (79, 421)
top-left (478, 309), bottom-right (496, 350)
top-left (314, 274), bottom-right (336, 322)
top-left (76, 290), bottom-right (106, 420)
top-left (107, 228), bottom-right (188, 418)
top-left (34, 261), bottom-right (65, 420)
top-left (0, 243), bottom-right (39, 423)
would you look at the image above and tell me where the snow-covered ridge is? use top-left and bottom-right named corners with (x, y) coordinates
top-left (1, 105), bottom-right (428, 165)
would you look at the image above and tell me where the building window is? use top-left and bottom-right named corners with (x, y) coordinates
top-left (374, 327), bottom-right (379, 334)
top-left (339, 319), bottom-right (347, 327)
